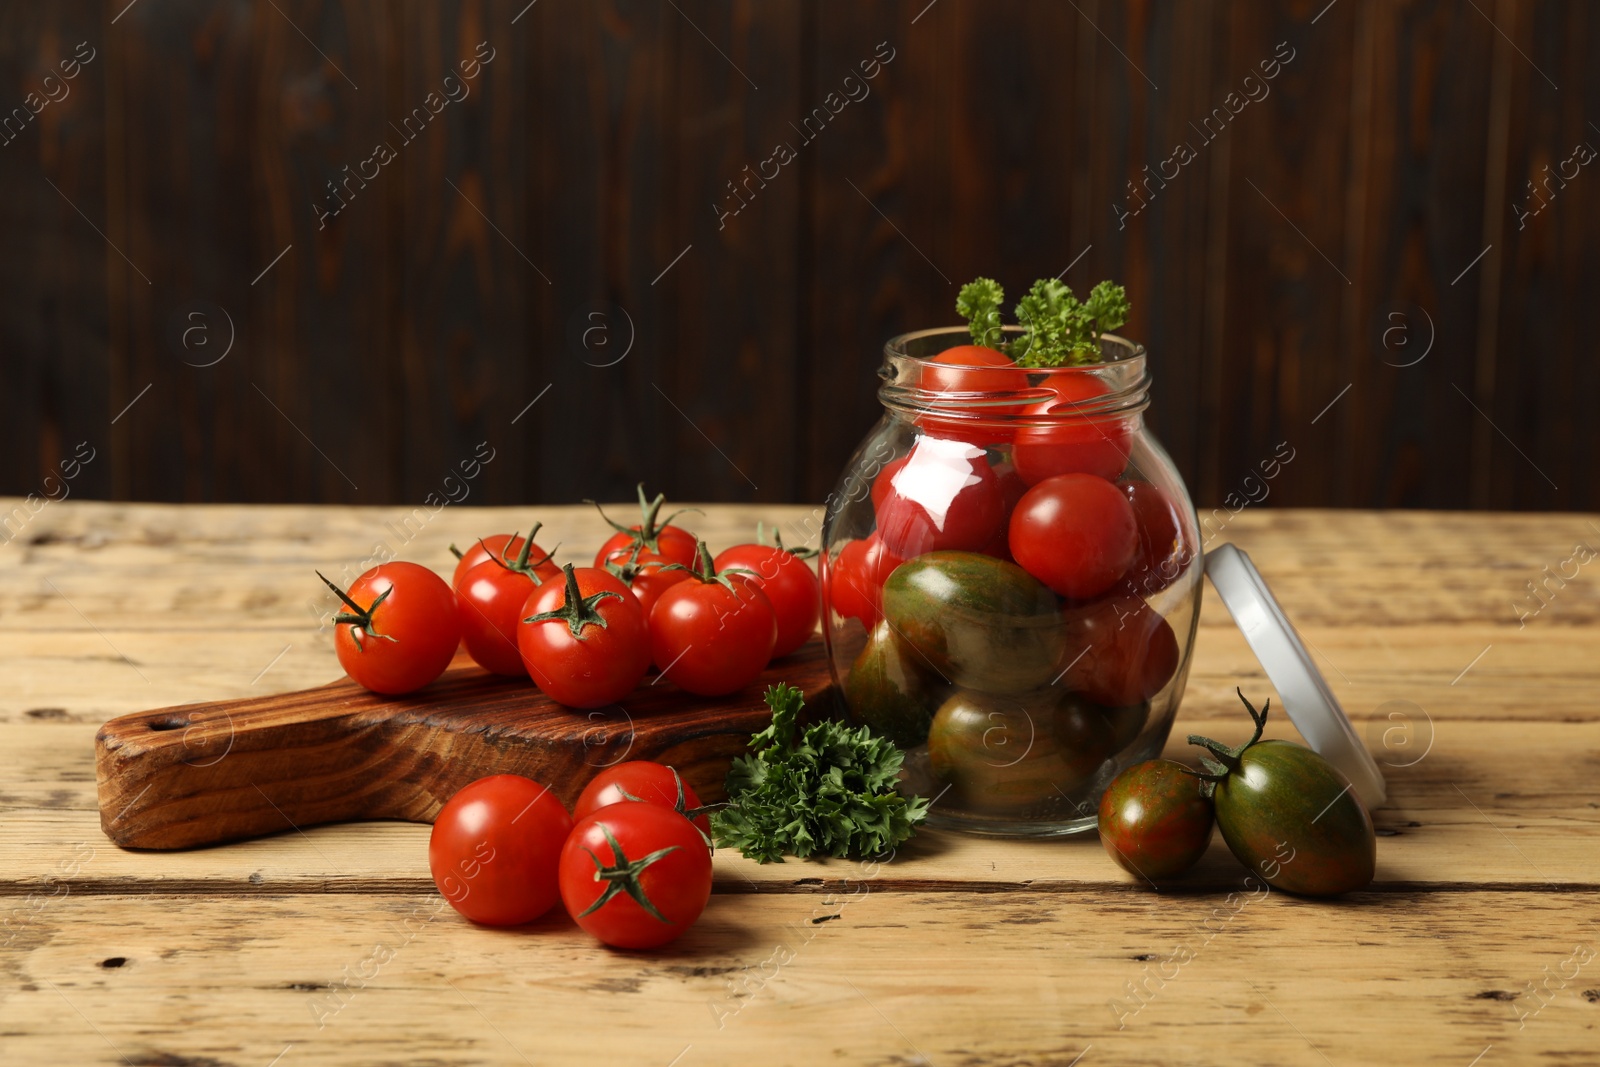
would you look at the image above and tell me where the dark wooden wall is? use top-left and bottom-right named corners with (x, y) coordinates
top-left (2, 0), bottom-right (1595, 512)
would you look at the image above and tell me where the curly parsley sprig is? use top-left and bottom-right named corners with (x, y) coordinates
top-left (954, 276), bottom-right (1130, 368)
top-left (710, 683), bottom-right (928, 863)
top-left (955, 276), bottom-right (1006, 349)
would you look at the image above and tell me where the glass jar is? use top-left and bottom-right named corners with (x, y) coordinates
top-left (820, 326), bottom-right (1202, 836)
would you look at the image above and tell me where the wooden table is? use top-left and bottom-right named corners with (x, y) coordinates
top-left (4, 501), bottom-right (1598, 1066)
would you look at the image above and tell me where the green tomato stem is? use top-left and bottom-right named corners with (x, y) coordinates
top-left (1186, 689), bottom-right (1273, 780)
top-left (584, 483), bottom-right (702, 555)
top-left (576, 823), bottom-right (681, 924)
top-left (316, 570), bottom-right (397, 652)
top-left (477, 522), bottom-right (559, 584)
top-left (522, 563), bottom-right (622, 639)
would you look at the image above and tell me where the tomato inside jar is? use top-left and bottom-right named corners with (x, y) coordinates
top-left (822, 321), bottom-right (1203, 836)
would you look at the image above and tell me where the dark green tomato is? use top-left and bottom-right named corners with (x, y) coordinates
top-left (881, 551), bottom-right (1066, 694)
top-left (844, 621), bottom-right (944, 749)
top-left (1097, 760), bottom-right (1214, 881)
top-left (1213, 740), bottom-right (1375, 896)
top-left (1100, 700), bottom-right (1150, 751)
top-left (927, 688), bottom-right (1116, 816)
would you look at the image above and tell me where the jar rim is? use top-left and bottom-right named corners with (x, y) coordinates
top-left (883, 324), bottom-right (1148, 367)
top-left (878, 325), bottom-right (1151, 428)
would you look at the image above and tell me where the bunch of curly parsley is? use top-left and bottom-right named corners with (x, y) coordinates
top-left (711, 684), bottom-right (929, 863)
top-left (956, 275), bottom-right (1131, 367)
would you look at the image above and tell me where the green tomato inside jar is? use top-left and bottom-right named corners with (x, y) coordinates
top-left (927, 688), bottom-right (1119, 817)
top-left (881, 551), bottom-right (1066, 694)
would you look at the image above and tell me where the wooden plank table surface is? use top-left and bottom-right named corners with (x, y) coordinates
top-left (3, 500), bottom-right (1599, 1066)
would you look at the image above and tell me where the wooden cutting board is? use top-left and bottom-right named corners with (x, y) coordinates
top-left (95, 641), bottom-right (835, 850)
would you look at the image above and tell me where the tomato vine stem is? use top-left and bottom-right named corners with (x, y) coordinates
top-left (577, 823), bottom-right (681, 924)
top-left (756, 521), bottom-right (819, 560)
top-left (1183, 688), bottom-right (1272, 793)
top-left (614, 769), bottom-right (721, 848)
top-left (481, 522), bottom-right (559, 583)
top-left (316, 570), bottom-right (397, 652)
top-left (659, 540), bottom-right (758, 593)
top-left (523, 563), bottom-right (622, 639)
top-left (586, 483), bottom-right (702, 555)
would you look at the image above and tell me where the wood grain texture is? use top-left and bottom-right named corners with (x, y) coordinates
top-left (94, 643), bottom-right (833, 850)
top-left (3, 716), bottom-right (1591, 891)
top-left (3, 2), bottom-right (1596, 513)
top-left (5, 502), bottom-right (1600, 723)
top-left (521, 0), bottom-right (679, 507)
top-left (1342, 1), bottom-right (1496, 509)
top-left (802, 0), bottom-right (923, 502)
top-left (5, 501), bottom-right (1600, 1065)
top-left (103, 0), bottom-right (402, 505)
top-left (397, 0), bottom-right (532, 506)
top-left (5, 889), bottom-right (1598, 1066)
top-left (670, 0), bottom-right (804, 502)
top-left (1211, 4), bottom-right (1354, 508)
top-left (1484, 0), bottom-right (1600, 511)
top-left (0, 2), bottom-right (112, 504)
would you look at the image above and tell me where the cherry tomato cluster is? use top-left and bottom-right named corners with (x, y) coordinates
top-left (830, 344), bottom-right (1198, 818)
top-left (318, 485), bottom-right (821, 705)
top-left (428, 762), bottom-right (714, 948)
top-left (1097, 692), bottom-right (1376, 897)
top-left (833, 351), bottom-right (1193, 627)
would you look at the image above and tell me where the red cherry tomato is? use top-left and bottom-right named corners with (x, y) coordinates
top-left (451, 525), bottom-right (559, 591)
top-left (1008, 473), bottom-right (1137, 600)
top-left (455, 538), bottom-right (562, 677)
top-left (607, 557), bottom-right (693, 620)
top-left (574, 761), bottom-right (712, 837)
top-left (921, 345), bottom-right (1020, 391)
top-left (976, 462), bottom-right (1029, 560)
top-left (457, 563), bottom-right (539, 677)
top-left (429, 775), bottom-right (573, 926)
top-left (559, 802), bottom-right (713, 949)
top-left (1118, 481), bottom-right (1196, 597)
top-left (873, 436), bottom-right (1005, 558)
top-left (714, 539), bottom-right (820, 658)
top-left (915, 345), bottom-right (1028, 445)
top-left (1011, 374), bottom-right (1133, 485)
top-left (592, 483), bottom-right (699, 574)
top-left (868, 454), bottom-right (914, 518)
top-left (598, 530), bottom-right (698, 574)
top-left (453, 534), bottom-right (519, 590)
top-left (649, 544), bottom-right (777, 697)
top-left (518, 564), bottom-right (650, 708)
top-left (826, 535), bottom-right (905, 626)
top-left (320, 563), bottom-right (460, 695)
top-left (1057, 595), bottom-right (1180, 706)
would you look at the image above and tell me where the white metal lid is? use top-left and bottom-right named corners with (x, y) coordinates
top-left (1203, 543), bottom-right (1387, 809)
